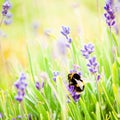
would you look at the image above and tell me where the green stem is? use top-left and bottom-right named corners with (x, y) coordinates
top-left (26, 45), bottom-right (35, 82)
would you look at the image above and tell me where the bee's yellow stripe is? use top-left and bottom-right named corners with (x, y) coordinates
top-left (82, 81), bottom-right (85, 85)
top-left (69, 73), bottom-right (75, 79)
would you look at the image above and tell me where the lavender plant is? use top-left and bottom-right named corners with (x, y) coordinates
top-left (81, 43), bottom-right (100, 81)
top-left (104, 0), bottom-right (115, 27)
top-left (2, 0), bottom-right (12, 16)
top-left (14, 73), bottom-right (27, 102)
top-left (61, 26), bottom-right (72, 47)
top-left (0, 1), bottom-right (120, 120)
top-left (87, 57), bottom-right (99, 74)
top-left (0, 0), bottom-right (12, 26)
top-left (81, 43), bottom-right (94, 59)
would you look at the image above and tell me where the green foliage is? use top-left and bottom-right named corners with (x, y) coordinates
top-left (0, 0), bottom-right (120, 120)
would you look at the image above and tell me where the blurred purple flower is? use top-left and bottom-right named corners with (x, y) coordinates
top-left (106, 0), bottom-right (113, 5)
top-left (81, 43), bottom-right (94, 59)
top-left (104, 1), bottom-right (115, 27)
top-left (4, 19), bottom-right (12, 25)
top-left (70, 64), bottom-right (81, 76)
top-left (35, 81), bottom-right (40, 90)
top-left (12, 118), bottom-right (16, 120)
top-left (32, 22), bottom-right (39, 31)
top-left (14, 72), bottom-right (27, 102)
top-left (2, 0), bottom-right (12, 16)
top-left (97, 74), bottom-right (101, 81)
top-left (6, 12), bottom-right (12, 18)
top-left (87, 57), bottom-right (99, 74)
top-left (53, 71), bottom-right (59, 82)
top-left (57, 39), bottom-right (67, 55)
top-left (60, 26), bottom-right (72, 48)
top-left (4, 12), bottom-right (13, 25)
top-left (0, 113), bottom-right (3, 118)
top-left (17, 115), bottom-right (22, 119)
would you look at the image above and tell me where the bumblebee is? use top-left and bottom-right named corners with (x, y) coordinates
top-left (68, 73), bottom-right (85, 94)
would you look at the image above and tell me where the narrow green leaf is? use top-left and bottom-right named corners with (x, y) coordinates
top-left (112, 62), bottom-right (118, 85)
top-left (96, 102), bottom-right (101, 120)
top-left (80, 99), bottom-right (92, 120)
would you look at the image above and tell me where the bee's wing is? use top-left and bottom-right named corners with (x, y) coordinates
top-left (74, 78), bottom-right (84, 90)
top-left (81, 77), bottom-right (96, 84)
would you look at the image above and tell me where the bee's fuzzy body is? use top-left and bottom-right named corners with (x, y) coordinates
top-left (68, 73), bottom-right (85, 94)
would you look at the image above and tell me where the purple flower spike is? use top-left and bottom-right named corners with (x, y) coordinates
top-left (81, 43), bottom-right (94, 59)
top-left (104, 1), bottom-right (115, 27)
top-left (87, 57), bottom-right (99, 74)
top-left (14, 72), bottom-right (27, 102)
top-left (60, 26), bottom-right (72, 48)
top-left (2, 1), bottom-right (12, 16)
top-left (61, 26), bottom-right (70, 38)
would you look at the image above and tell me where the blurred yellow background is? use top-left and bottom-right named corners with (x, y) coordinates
top-left (0, 0), bottom-right (105, 88)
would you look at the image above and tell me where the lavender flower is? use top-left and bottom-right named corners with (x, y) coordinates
top-left (67, 85), bottom-right (80, 102)
top-left (61, 26), bottom-right (72, 47)
top-left (57, 39), bottom-right (67, 55)
top-left (17, 115), bottom-right (22, 119)
top-left (104, 1), bottom-right (115, 27)
top-left (14, 73), bottom-right (27, 102)
top-left (35, 81), bottom-right (40, 90)
top-left (32, 22), bottom-right (39, 31)
top-left (87, 57), bottom-right (99, 74)
top-left (4, 12), bottom-right (12, 25)
top-left (81, 43), bottom-right (101, 81)
top-left (81, 43), bottom-right (94, 59)
top-left (12, 118), bottom-right (16, 120)
top-left (2, 1), bottom-right (12, 16)
top-left (61, 26), bottom-right (70, 39)
top-left (97, 74), bottom-right (101, 81)
top-left (0, 113), bottom-right (3, 118)
top-left (53, 71), bottom-right (59, 82)
top-left (6, 12), bottom-right (12, 18)
top-left (106, 0), bottom-right (113, 5)
top-left (70, 64), bottom-right (81, 76)
top-left (4, 19), bottom-right (12, 25)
